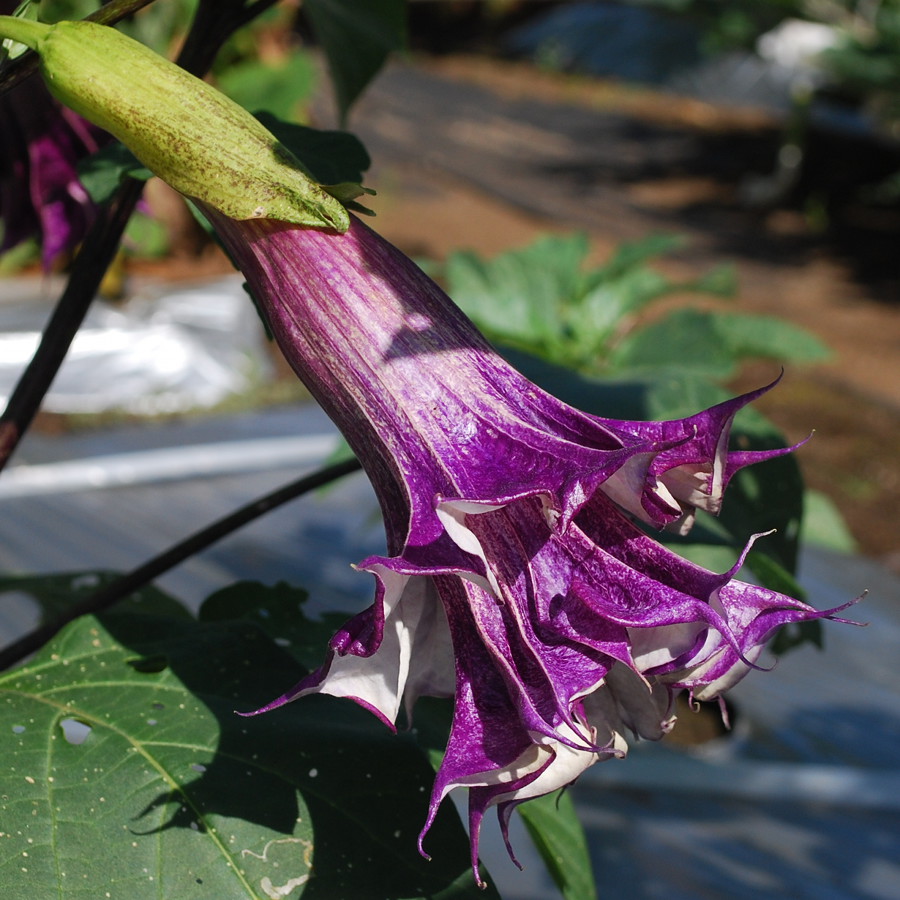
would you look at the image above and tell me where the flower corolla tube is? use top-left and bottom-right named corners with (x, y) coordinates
top-left (211, 211), bottom-right (851, 883)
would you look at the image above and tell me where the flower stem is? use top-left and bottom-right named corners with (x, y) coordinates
top-left (0, 457), bottom-right (362, 672)
top-left (0, 15), bottom-right (46, 48)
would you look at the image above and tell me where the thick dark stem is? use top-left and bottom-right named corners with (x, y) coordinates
top-left (0, 457), bottom-right (362, 671)
top-left (174, 0), bottom-right (281, 72)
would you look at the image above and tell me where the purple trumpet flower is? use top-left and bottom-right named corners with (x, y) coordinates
top-left (211, 210), bottom-right (849, 883)
top-left (0, 14), bottom-right (104, 267)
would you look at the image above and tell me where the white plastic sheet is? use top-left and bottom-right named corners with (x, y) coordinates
top-left (0, 275), bottom-right (271, 414)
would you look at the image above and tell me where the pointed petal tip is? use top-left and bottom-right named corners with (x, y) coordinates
top-left (825, 590), bottom-right (868, 626)
top-left (416, 825), bottom-right (437, 868)
top-left (235, 696), bottom-right (293, 717)
top-left (498, 804), bottom-right (526, 871)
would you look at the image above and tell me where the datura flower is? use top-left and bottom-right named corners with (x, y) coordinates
top-left (3, 14), bottom-right (852, 884)
top-left (207, 210), bottom-right (851, 883)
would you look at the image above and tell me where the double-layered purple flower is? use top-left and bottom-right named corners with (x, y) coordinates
top-left (0, 6), bottom-right (104, 267)
top-left (212, 211), bottom-right (848, 882)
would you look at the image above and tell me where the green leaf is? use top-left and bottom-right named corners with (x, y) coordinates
top-left (575, 266), bottom-right (672, 356)
top-left (445, 231), bottom-right (734, 373)
top-left (198, 580), bottom-right (348, 673)
top-left (77, 142), bottom-right (153, 205)
top-left (0, 611), bottom-right (496, 899)
top-left (684, 262), bottom-right (737, 298)
top-left (303, 0), bottom-right (406, 123)
top-left (638, 370), bottom-right (729, 420)
top-left (216, 53), bottom-right (318, 121)
top-left (801, 489), bottom-right (858, 554)
top-left (254, 113), bottom-right (371, 187)
top-left (585, 232), bottom-right (685, 285)
top-left (609, 308), bottom-right (829, 377)
top-left (608, 309), bottom-right (739, 378)
top-left (712, 312), bottom-right (831, 363)
top-left (446, 233), bottom-right (588, 355)
top-left (518, 790), bottom-right (597, 900)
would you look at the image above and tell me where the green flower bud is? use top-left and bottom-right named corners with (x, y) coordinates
top-left (0, 16), bottom-right (349, 231)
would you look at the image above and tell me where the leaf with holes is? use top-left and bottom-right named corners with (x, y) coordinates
top-left (0, 610), bottom-right (495, 899)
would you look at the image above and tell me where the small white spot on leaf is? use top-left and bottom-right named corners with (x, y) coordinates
top-left (260, 874), bottom-right (309, 898)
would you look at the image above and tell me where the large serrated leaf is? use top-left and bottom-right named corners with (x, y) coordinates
top-left (608, 309), bottom-right (738, 377)
top-left (0, 611), bottom-right (496, 899)
top-left (584, 232), bottom-right (685, 286)
top-left (445, 232), bottom-right (735, 374)
top-left (609, 308), bottom-right (830, 378)
top-left (576, 266), bottom-right (671, 349)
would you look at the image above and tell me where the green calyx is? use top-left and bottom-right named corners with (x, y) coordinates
top-left (0, 16), bottom-right (350, 232)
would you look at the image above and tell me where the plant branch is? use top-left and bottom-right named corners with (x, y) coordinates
top-left (0, 457), bottom-right (362, 671)
top-left (174, 0), bottom-right (282, 73)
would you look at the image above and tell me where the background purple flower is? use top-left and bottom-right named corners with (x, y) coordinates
top-left (0, 9), bottom-right (105, 267)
